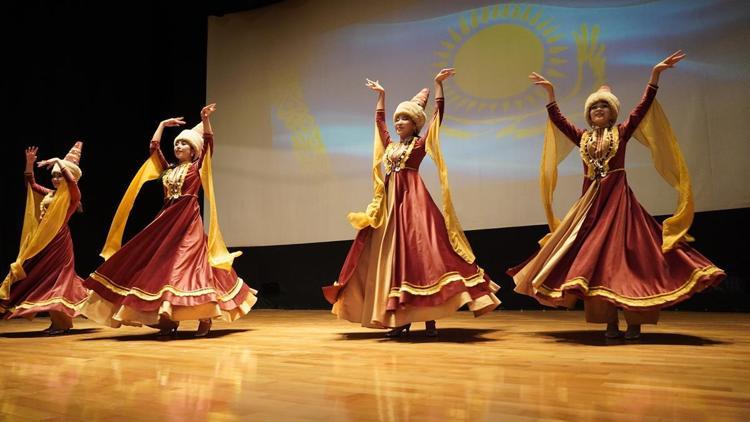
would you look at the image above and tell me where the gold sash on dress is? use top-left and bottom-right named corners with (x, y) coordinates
top-left (1, 180), bottom-right (71, 299)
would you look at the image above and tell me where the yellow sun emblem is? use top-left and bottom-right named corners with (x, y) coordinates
top-left (435, 4), bottom-right (566, 114)
top-left (434, 4), bottom-right (606, 138)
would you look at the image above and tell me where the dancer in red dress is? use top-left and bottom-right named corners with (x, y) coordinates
top-left (510, 51), bottom-right (725, 339)
top-left (1, 142), bottom-right (88, 335)
top-left (323, 69), bottom-right (500, 337)
top-left (81, 104), bottom-right (257, 337)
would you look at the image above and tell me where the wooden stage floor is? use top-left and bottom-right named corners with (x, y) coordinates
top-left (1, 310), bottom-right (749, 421)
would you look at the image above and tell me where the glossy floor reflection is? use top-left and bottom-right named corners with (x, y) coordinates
top-left (1, 310), bottom-right (748, 420)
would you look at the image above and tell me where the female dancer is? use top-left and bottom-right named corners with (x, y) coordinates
top-left (81, 104), bottom-right (257, 337)
top-left (323, 68), bottom-right (500, 337)
top-left (510, 51), bottom-right (725, 339)
top-left (1, 142), bottom-right (88, 335)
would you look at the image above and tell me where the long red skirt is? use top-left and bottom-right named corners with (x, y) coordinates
top-left (511, 171), bottom-right (725, 311)
top-left (1, 225), bottom-right (88, 320)
top-left (82, 195), bottom-right (256, 327)
top-left (324, 169), bottom-right (499, 328)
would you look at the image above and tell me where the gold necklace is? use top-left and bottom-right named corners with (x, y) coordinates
top-left (384, 137), bottom-right (416, 175)
top-left (162, 162), bottom-right (191, 199)
top-left (580, 127), bottom-right (619, 179)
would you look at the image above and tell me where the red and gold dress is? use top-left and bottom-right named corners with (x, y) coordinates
top-left (81, 134), bottom-right (256, 327)
top-left (1, 169), bottom-right (88, 320)
top-left (510, 84), bottom-right (725, 320)
top-left (323, 98), bottom-right (500, 328)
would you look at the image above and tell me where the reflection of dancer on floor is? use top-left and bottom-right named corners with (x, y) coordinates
top-left (510, 51), bottom-right (725, 340)
top-left (80, 104), bottom-right (257, 338)
top-left (323, 68), bottom-right (500, 338)
top-left (1, 142), bottom-right (88, 335)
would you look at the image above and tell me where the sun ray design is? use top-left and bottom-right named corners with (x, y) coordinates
top-left (432, 3), bottom-right (607, 137)
top-left (434, 3), bottom-right (568, 115)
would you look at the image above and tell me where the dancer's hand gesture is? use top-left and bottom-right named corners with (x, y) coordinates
top-left (25, 146), bottom-right (38, 164)
top-left (434, 68), bottom-right (456, 83)
top-left (201, 103), bottom-right (217, 120)
top-left (365, 78), bottom-right (384, 93)
top-left (37, 158), bottom-right (60, 169)
top-left (653, 50), bottom-right (686, 75)
top-left (529, 72), bottom-right (556, 102)
top-left (650, 50), bottom-right (685, 86)
top-left (161, 117), bottom-right (186, 128)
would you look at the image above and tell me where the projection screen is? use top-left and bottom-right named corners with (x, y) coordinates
top-left (206, 0), bottom-right (750, 246)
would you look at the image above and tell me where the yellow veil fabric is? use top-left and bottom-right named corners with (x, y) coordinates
top-left (633, 100), bottom-right (694, 252)
top-left (539, 119), bottom-right (576, 245)
top-left (100, 143), bottom-right (240, 270)
top-left (1, 180), bottom-right (71, 300)
top-left (100, 152), bottom-right (164, 260)
top-left (198, 144), bottom-right (242, 270)
top-left (424, 110), bottom-right (476, 264)
top-left (347, 125), bottom-right (387, 230)
top-left (539, 99), bottom-right (693, 252)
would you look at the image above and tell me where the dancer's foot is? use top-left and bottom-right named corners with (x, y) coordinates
top-left (156, 319), bottom-right (180, 338)
top-left (425, 320), bottom-right (438, 337)
top-left (195, 319), bottom-right (212, 338)
top-left (624, 324), bottom-right (641, 340)
top-left (46, 327), bottom-right (71, 336)
top-left (385, 324), bottom-right (411, 338)
top-left (605, 322), bottom-right (622, 339)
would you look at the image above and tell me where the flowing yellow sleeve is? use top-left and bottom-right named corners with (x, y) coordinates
top-left (424, 109), bottom-right (476, 264)
top-left (199, 146), bottom-right (242, 271)
top-left (1, 181), bottom-right (71, 299)
top-left (539, 118), bottom-right (576, 245)
top-left (347, 124), bottom-right (387, 230)
top-left (100, 152), bottom-right (165, 260)
top-left (633, 99), bottom-right (694, 252)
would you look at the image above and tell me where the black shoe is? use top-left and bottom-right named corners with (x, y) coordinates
top-left (195, 319), bottom-right (212, 338)
top-left (624, 325), bottom-right (641, 340)
top-left (425, 320), bottom-right (438, 337)
top-left (605, 323), bottom-right (622, 339)
top-left (156, 327), bottom-right (178, 338)
top-left (385, 324), bottom-right (411, 338)
top-left (46, 328), bottom-right (71, 336)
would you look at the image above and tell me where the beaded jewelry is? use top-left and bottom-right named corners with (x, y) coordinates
top-left (580, 126), bottom-right (620, 180)
top-left (162, 162), bottom-right (191, 199)
top-left (384, 136), bottom-right (417, 175)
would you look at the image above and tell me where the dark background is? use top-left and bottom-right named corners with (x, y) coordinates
top-left (2, 1), bottom-right (747, 311)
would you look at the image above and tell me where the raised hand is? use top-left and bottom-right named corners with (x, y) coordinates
top-left (529, 72), bottom-right (553, 90)
top-left (434, 68), bottom-right (456, 83)
top-left (365, 78), bottom-right (384, 93)
top-left (650, 50), bottom-right (685, 86)
top-left (36, 158), bottom-right (59, 169)
top-left (653, 50), bottom-right (686, 74)
top-left (201, 103), bottom-right (217, 120)
top-left (25, 146), bottom-right (38, 163)
top-left (161, 117), bottom-right (186, 128)
top-left (529, 72), bottom-right (556, 102)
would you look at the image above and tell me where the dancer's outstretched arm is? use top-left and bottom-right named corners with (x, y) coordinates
top-left (530, 72), bottom-right (583, 145)
top-left (367, 78), bottom-right (391, 147)
top-left (622, 50), bottom-right (686, 139)
top-left (150, 117), bottom-right (184, 167)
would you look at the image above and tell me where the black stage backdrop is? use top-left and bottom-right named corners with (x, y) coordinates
top-left (1, 2), bottom-right (747, 311)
